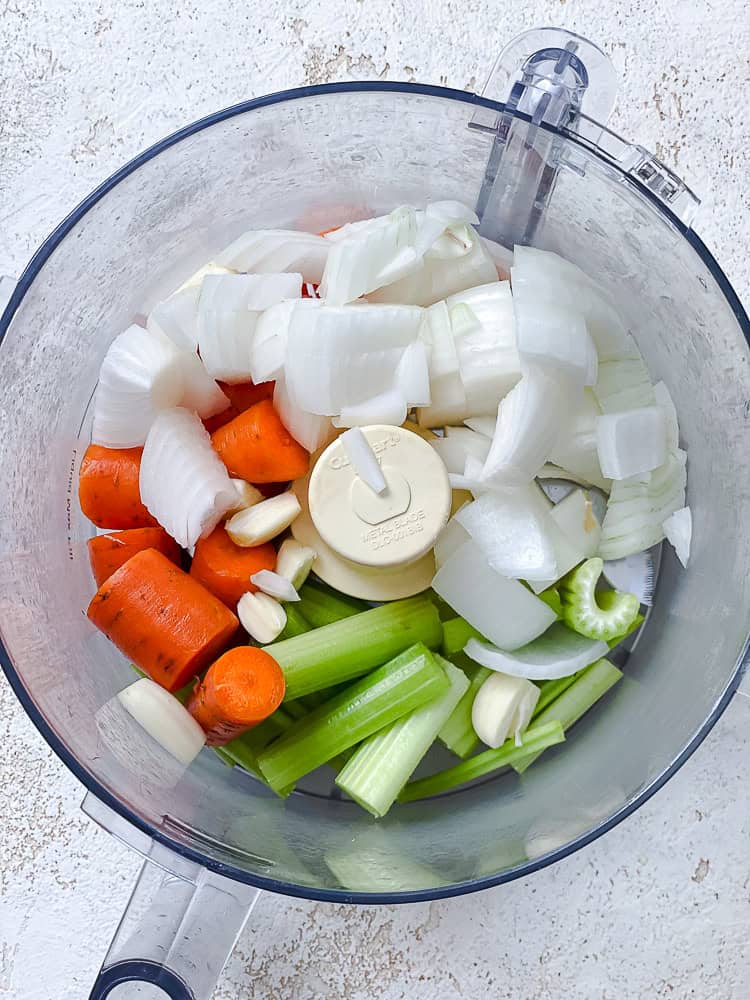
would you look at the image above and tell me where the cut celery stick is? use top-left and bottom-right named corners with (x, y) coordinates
top-left (560, 557), bottom-right (640, 641)
top-left (438, 655), bottom-right (491, 758)
top-left (278, 604), bottom-right (312, 640)
top-left (283, 699), bottom-right (309, 721)
top-left (442, 617), bottom-right (486, 657)
top-left (264, 595), bottom-right (443, 700)
top-left (336, 657), bottom-right (469, 817)
top-left (258, 643), bottom-right (450, 791)
top-left (296, 581), bottom-right (367, 627)
top-left (325, 830), bottom-right (441, 891)
top-left (533, 672), bottom-right (583, 716)
top-left (607, 610), bottom-right (644, 648)
top-left (399, 721), bottom-right (565, 801)
top-left (212, 746), bottom-right (235, 768)
top-left (513, 657), bottom-right (622, 774)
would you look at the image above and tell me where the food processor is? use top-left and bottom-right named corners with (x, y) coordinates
top-left (1, 27), bottom-right (748, 1000)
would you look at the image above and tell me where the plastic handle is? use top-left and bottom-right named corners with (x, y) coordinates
top-left (83, 794), bottom-right (259, 1000)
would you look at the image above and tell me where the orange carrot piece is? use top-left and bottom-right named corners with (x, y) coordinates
top-left (190, 524), bottom-right (276, 607)
top-left (211, 398), bottom-right (310, 483)
top-left (186, 646), bottom-right (286, 745)
top-left (87, 527), bottom-right (181, 587)
top-left (79, 445), bottom-right (158, 529)
top-left (202, 381), bottom-right (275, 434)
top-left (87, 548), bottom-right (239, 692)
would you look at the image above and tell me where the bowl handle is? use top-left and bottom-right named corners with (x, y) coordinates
top-left (83, 795), bottom-right (260, 1000)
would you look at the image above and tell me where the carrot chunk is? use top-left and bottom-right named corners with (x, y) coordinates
top-left (79, 445), bottom-right (158, 529)
top-left (190, 524), bottom-right (276, 607)
top-left (211, 398), bottom-right (309, 483)
top-left (87, 527), bottom-right (181, 587)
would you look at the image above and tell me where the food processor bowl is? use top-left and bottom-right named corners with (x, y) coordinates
top-left (1, 28), bottom-right (748, 1000)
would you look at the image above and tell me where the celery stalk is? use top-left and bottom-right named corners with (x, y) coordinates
top-left (441, 617), bottom-right (486, 657)
top-left (336, 657), bottom-right (469, 817)
top-left (513, 657), bottom-right (622, 774)
top-left (296, 581), bottom-right (367, 627)
top-left (438, 655), bottom-right (491, 758)
top-left (264, 596), bottom-right (443, 701)
top-left (399, 721), bottom-right (566, 801)
top-left (278, 604), bottom-right (313, 640)
top-left (533, 672), bottom-right (584, 716)
top-left (257, 643), bottom-right (450, 792)
top-left (283, 700), bottom-right (309, 721)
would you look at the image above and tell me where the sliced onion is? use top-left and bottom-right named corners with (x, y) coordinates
top-left (176, 261), bottom-right (234, 293)
top-left (481, 237), bottom-right (514, 277)
top-left (333, 390), bottom-right (408, 429)
top-left (593, 353), bottom-right (656, 414)
top-left (512, 285), bottom-right (598, 386)
top-left (433, 517), bottom-right (470, 569)
top-left (471, 672), bottom-right (539, 748)
top-left (216, 229), bottom-right (330, 283)
top-left (319, 206), bottom-right (421, 305)
top-left (416, 301), bottom-right (468, 426)
top-left (444, 426), bottom-right (491, 463)
top-left (465, 623), bottom-right (608, 680)
top-left (250, 298), bottom-right (321, 384)
top-left (198, 273), bottom-right (302, 383)
top-left (454, 485), bottom-right (558, 581)
top-left (178, 352), bottom-right (230, 418)
top-left (250, 569), bottom-right (300, 602)
top-left (432, 538), bottom-right (556, 650)
top-left (481, 365), bottom-right (572, 486)
top-left (93, 325), bottom-right (185, 448)
top-left (368, 224), bottom-right (497, 307)
top-left (662, 505), bottom-right (691, 568)
top-left (596, 406), bottom-right (668, 480)
top-left (273, 378), bottom-right (335, 453)
top-left (117, 678), bottom-right (206, 765)
top-left (396, 340), bottom-right (431, 407)
top-left (464, 415), bottom-right (497, 438)
top-left (284, 303), bottom-right (421, 416)
top-left (528, 488), bottom-right (602, 593)
top-left (425, 200), bottom-right (480, 226)
top-left (340, 427), bottom-right (387, 494)
top-left (431, 436), bottom-right (474, 475)
top-left (653, 380), bottom-right (680, 452)
top-left (140, 407), bottom-right (237, 547)
top-left (549, 389), bottom-right (610, 492)
top-left (598, 449), bottom-right (687, 560)
top-left (147, 285), bottom-right (200, 351)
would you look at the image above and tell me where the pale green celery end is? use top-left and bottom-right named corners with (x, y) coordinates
top-left (533, 672), bottom-right (583, 717)
top-left (264, 596), bottom-right (443, 701)
top-left (335, 659), bottom-right (469, 817)
top-left (278, 604), bottom-right (312, 640)
top-left (513, 657), bottom-right (622, 774)
top-left (399, 721), bottom-right (565, 801)
top-left (438, 662), bottom-right (492, 758)
top-left (296, 582), bottom-right (367, 627)
top-left (257, 644), bottom-right (450, 791)
top-left (607, 611), bottom-right (645, 649)
top-left (441, 617), bottom-right (486, 656)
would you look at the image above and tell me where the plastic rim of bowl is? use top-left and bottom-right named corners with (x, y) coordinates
top-left (1, 81), bottom-right (749, 905)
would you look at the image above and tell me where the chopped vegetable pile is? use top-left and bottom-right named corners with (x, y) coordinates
top-left (81, 202), bottom-right (691, 820)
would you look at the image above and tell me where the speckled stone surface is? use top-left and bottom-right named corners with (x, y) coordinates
top-left (1, 2), bottom-right (750, 998)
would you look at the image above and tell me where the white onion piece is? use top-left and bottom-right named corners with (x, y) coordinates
top-left (333, 390), bottom-right (408, 429)
top-left (319, 206), bottom-right (421, 305)
top-left (432, 539), bottom-right (556, 650)
top-left (537, 463), bottom-right (600, 490)
top-left (471, 673), bottom-right (539, 748)
top-left (454, 486), bottom-right (558, 581)
top-left (464, 415), bottom-right (497, 438)
top-left (549, 388), bottom-right (610, 492)
top-left (425, 200), bottom-right (480, 226)
top-left (284, 303), bottom-right (422, 416)
top-left (481, 366), bottom-right (571, 486)
top-left (178, 352), bottom-right (230, 418)
top-left (431, 436), bottom-right (473, 475)
top-left (117, 678), bottom-right (206, 766)
top-left (662, 505), bottom-right (692, 567)
top-left (445, 426), bottom-right (492, 463)
top-left (512, 287), bottom-right (598, 387)
top-left (511, 246), bottom-right (634, 362)
top-left (93, 325), bottom-right (185, 448)
top-left (198, 273), bottom-right (302, 383)
top-left (599, 449), bottom-right (687, 560)
top-left (250, 298), bottom-right (322, 384)
top-left (147, 285), bottom-right (200, 351)
top-left (340, 427), bottom-right (387, 495)
top-left (368, 225), bottom-right (497, 307)
top-left (250, 569), bottom-right (300, 602)
top-left (481, 237), bottom-right (514, 277)
top-left (529, 488), bottom-right (602, 593)
top-left (275, 538), bottom-right (316, 590)
top-left (396, 340), bottom-right (431, 407)
top-left (216, 229), bottom-right (329, 283)
top-left (273, 378), bottom-right (335, 453)
top-left (433, 518), bottom-right (470, 569)
top-left (653, 380), bottom-right (680, 452)
top-left (593, 353), bottom-right (656, 414)
top-left (596, 406), bottom-right (668, 480)
top-left (177, 262), bottom-right (234, 293)
top-left (416, 301), bottom-right (468, 426)
top-left (465, 623), bottom-right (608, 680)
top-left (140, 408), bottom-right (237, 547)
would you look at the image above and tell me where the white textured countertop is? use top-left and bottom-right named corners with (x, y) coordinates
top-left (1, 2), bottom-right (749, 998)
